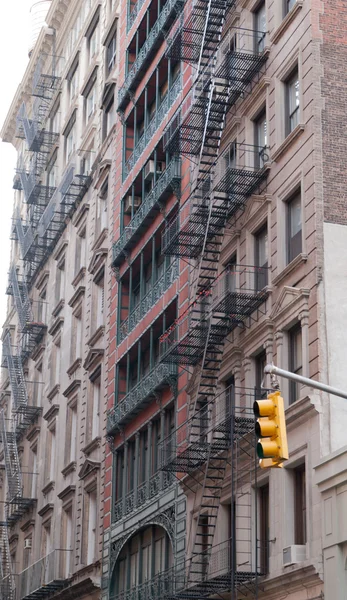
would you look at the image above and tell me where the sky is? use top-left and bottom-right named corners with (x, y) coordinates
top-left (0, 3), bottom-right (31, 327)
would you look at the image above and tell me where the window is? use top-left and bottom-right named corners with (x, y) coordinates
top-left (75, 230), bottom-right (86, 276)
top-left (50, 104), bottom-right (60, 134)
top-left (71, 310), bottom-right (83, 362)
top-left (95, 271), bottom-right (105, 329)
top-left (255, 225), bottom-right (268, 289)
top-left (259, 484), bottom-right (269, 573)
top-left (97, 179), bottom-right (108, 234)
top-left (30, 446), bottom-right (38, 498)
top-left (45, 427), bottom-right (56, 483)
top-left (55, 260), bottom-right (65, 305)
top-left (90, 371), bottom-right (101, 440)
top-left (50, 339), bottom-right (61, 388)
top-left (287, 191), bottom-right (302, 263)
top-left (89, 25), bottom-right (99, 62)
top-left (65, 403), bottom-right (78, 464)
top-left (225, 141), bottom-right (237, 169)
top-left (69, 66), bottom-right (79, 101)
top-left (102, 87), bottom-right (116, 140)
top-left (47, 156), bottom-right (57, 188)
top-left (286, 69), bottom-right (300, 135)
top-left (106, 31), bottom-right (117, 75)
top-left (62, 508), bottom-right (73, 577)
top-left (289, 323), bottom-right (302, 404)
top-left (254, 1), bottom-right (266, 54)
top-left (294, 464), bottom-right (306, 544)
top-left (82, 147), bottom-right (94, 175)
top-left (255, 351), bottom-right (267, 397)
top-left (85, 83), bottom-right (97, 122)
top-left (284, 0), bottom-right (296, 16)
top-left (65, 122), bottom-right (76, 162)
top-left (23, 537), bottom-right (32, 570)
top-left (254, 111), bottom-right (267, 168)
top-left (86, 489), bottom-right (97, 563)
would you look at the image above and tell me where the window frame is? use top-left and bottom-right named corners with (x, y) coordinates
top-left (294, 463), bottom-right (307, 544)
top-left (285, 68), bottom-right (300, 136)
top-left (286, 190), bottom-right (302, 264)
top-left (288, 322), bottom-right (303, 404)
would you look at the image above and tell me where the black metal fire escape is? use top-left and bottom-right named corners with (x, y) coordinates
top-left (7, 265), bottom-right (46, 360)
top-left (157, 1), bottom-right (270, 597)
top-left (0, 410), bottom-right (36, 525)
top-left (2, 333), bottom-right (42, 437)
top-left (0, 520), bottom-right (15, 600)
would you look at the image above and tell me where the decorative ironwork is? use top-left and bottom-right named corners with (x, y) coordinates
top-left (118, 259), bottom-right (179, 343)
top-left (113, 470), bottom-right (175, 523)
top-left (113, 158), bottom-right (181, 266)
top-left (107, 362), bottom-right (177, 433)
top-left (123, 75), bottom-right (181, 179)
top-left (118, 0), bottom-right (184, 110)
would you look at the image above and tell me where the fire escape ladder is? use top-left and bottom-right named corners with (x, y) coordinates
top-left (0, 411), bottom-right (22, 502)
top-left (3, 334), bottom-right (28, 409)
top-left (0, 521), bottom-right (15, 600)
top-left (187, 424), bottom-right (229, 586)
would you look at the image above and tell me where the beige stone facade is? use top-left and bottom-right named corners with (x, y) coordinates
top-left (0, 0), bottom-right (118, 598)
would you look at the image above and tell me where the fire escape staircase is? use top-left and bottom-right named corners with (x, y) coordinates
top-left (0, 411), bottom-right (36, 525)
top-left (0, 521), bottom-right (15, 600)
top-left (7, 265), bottom-right (46, 359)
top-left (2, 334), bottom-right (42, 438)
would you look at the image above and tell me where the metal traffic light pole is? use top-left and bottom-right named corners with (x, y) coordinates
top-left (264, 364), bottom-right (347, 400)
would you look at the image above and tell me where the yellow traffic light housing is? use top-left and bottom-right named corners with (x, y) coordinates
top-left (253, 391), bottom-right (288, 468)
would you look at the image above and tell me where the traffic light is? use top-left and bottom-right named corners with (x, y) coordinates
top-left (253, 391), bottom-right (288, 469)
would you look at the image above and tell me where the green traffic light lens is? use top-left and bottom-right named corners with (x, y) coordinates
top-left (257, 442), bottom-right (265, 459)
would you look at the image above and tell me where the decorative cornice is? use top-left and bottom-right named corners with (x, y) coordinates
top-left (82, 437), bottom-right (101, 456)
top-left (63, 379), bottom-right (81, 398)
top-left (83, 348), bottom-right (104, 371)
top-left (272, 254), bottom-right (308, 288)
top-left (78, 459), bottom-right (100, 480)
top-left (87, 326), bottom-right (105, 348)
top-left (68, 286), bottom-right (86, 308)
top-left (37, 501), bottom-right (54, 517)
top-left (43, 403), bottom-right (59, 421)
top-left (272, 124), bottom-right (305, 162)
top-left (48, 316), bottom-right (64, 337)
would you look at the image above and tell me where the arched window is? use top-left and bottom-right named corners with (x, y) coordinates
top-left (110, 524), bottom-right (173, 597)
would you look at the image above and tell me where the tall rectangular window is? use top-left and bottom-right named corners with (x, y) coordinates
top-left (85, 83), bottom-right (97, 122)
top-left (103, 88), bottom-right (116, 141)
top-left (255, 351), bottom-right (267, 397)
top-left (65, 403), bottom-right (78, 465)
top-left (55, 260), bottom-right (65, 305)
top-left (89, 25), bottom-right (99, 63)
top-left (97, 179), bottom-right (108, 235)
top-left (289, 323), bottom-right (302, 404)
top-left (69, 66), bottom-right (79, 102)
top-left (254, 111), bottom-right (267, 168)
top-left (287, 191), bottom-right (302, 263)
top-left (255, 225), bottom-right (268, 289)
top-left (286, 69), bottom-right (300, 135)
top-left (95, 271), bottom-right (105, 329)
top-left (75, 231), bottom-right (86, 276)
top-left (254, 1), bottom-right (266, 54)
top-left (259, 483), bottom-right (269, 574)
top-left (65, 118), bottom-right (76, 163)
top-left (106, 31), bottom-right (117, 75)
top-left (294, 464), bottom-right (306, 544)
top-left (89, 371), bottom-right (101, 441)
top-left (86, 489), bottom-right (97, 563)
top-left (284, 0), bottom-right (296, 16)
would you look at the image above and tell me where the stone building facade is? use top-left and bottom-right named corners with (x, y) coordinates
top-left (0, 0), bottom-right (118, 598)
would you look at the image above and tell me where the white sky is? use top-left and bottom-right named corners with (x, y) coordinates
top-left (0, 3), bottom-right (31, 327)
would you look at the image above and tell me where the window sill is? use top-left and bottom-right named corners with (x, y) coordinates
top-left (272, 124), bottom-right (305, 162)
top-left (271, 0), bottom-right (304, 45)
top-left (272, 253), bottom-right (308, 287)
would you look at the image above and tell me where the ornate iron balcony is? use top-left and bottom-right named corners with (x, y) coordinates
top-left (118, 259), bottom-right (179, 344)
top-left (113, 158), bottom-right (181, 266)
top-left (110, 566), bottom-right (175, 600)
top-left (118, 0), bottom-right (183, 110)
top-left (123, 75), bottom-right (181, 179)
top-left (107, 362), bottom-right (177, 434)
top-left (17, 549), bottom-right (72, 600)
top-left (113, 470), bottom-right (175, 523)
top-left (127, 0), bottom-right (146, 31)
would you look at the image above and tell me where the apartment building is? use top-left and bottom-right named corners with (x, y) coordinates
top-left (103, 0), bottom-right (347, 599)
top-left (0, 0), bottom-right (118, 599)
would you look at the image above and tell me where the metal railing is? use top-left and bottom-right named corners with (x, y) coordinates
top-left (127, 0), bottom-right (146, 31)
top-left (107, 361), bottom-right (177, 433)
top-left (113, 470), bottom-right (175, 522)
top-left (123, 75), bottom-right (181, 179)
top-left (118, 259), bottom-right (179, 343)
top-left (119, 0), bottom-right (183, 107)
top-left (113, 157), bottom-right (181, 264)
top-left (17, 549), bottom-right (72, 599)
top-left (110, 566), bottom-right (175, 600)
